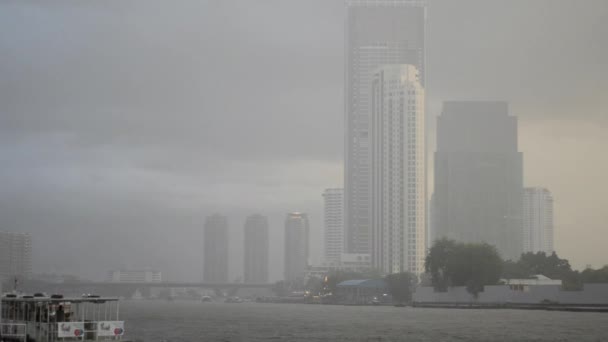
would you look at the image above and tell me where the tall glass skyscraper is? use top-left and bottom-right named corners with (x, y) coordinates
top-left (433, 101), bottom-right (524, 261)
top-left (344, 0), bottom-right (426, 255)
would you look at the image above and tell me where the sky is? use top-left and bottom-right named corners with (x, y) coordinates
top-left (0, 0), bottom-right (607, 281)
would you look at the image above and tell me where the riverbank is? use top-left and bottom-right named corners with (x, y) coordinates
top-left (413, 302), bottom-right (608, 312)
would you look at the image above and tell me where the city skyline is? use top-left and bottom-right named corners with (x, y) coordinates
top-left (1, 0), bottom-right (606, 282)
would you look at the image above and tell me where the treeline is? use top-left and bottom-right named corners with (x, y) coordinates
top-left (278, 239), bottom-right (608, 302)
top-left (426, 238), bottom-right (608, 295)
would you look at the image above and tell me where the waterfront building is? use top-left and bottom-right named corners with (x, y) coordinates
top-left (523, 187), bottom-right (554, 254)
top-left (284, 212), bottom-right (309, 284)
top-left (370, 64), bottom-right (426, 274)
top-left (0, 231), bottom-right (32, 283)
top-left (203, 214), bottom-right (229, 283)
top-left (323, 188), bottom-right (344, 265)
top-left (107, 269), bottom-right (162, 283)
top-left (433, 101), bottom-right (524, 261)
top-left (243, 214), bottom-right (269, 284)
top-left (344, 0), bottom-right (427, 256)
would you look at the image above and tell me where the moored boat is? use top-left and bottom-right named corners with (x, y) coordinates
top-left (1, 293), bottom-right (131, 341)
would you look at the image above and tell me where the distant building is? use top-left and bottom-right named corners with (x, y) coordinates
top-left (523, 187), bottom-right (554, 254)
top-left (433, 101), bottom-right (524, 261)
top-left (284, 212), bottom-right (309, 283)
top-left (336, 279), bottom-right (389, 305)
top-left (502, 274), bottom-right (562, 288)
top-left (429, 193), bottom-right (437, 248)
top-left (304, 253), bottom-right (372, 281)
top-left (323, 188), bottom-right (344, 265)
top-left (107, 269), bottom-right (162, 283)
top-left (344, 0), bottom-right (427, 257)
top-left (371, 64), bottom-right (426, 275)
top-left (0, 231), bottom-right (32, 283)
top-left (203, 214), bottom-right (229, 283)
top-left (243, 214), bottom-right (269, 284)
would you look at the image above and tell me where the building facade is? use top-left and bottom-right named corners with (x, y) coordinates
top-left (523, 187), bottom-right (554, 254)
top-left (433, 101), bottom-right (524, 261)
top-left (203, 214), bottom-right (229, 283)
top-left (323, 188), bottom-right (344, 265)
top-left (243, 214), bottom-right (269, 284)
top-left (370, 65), bottom-right (426, 274)
top-left (344, 0), bottom-right (426, 255)
top-left (284, 212), bottom-right (309, 284)
top-left (107, 269), bottom-right (162, 283)
top-left (0, 232), bottom-right (32, 283)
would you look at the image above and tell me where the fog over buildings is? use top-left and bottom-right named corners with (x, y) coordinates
top-left (523, 187), bottom-right (554, 255)
top-left (0, 0), bottom-right (607, 281)
top-left (433, 101), bottom-right (523, 261)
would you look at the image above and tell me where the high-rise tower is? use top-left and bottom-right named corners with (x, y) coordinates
top-left (345, 0), bottom-right (426, 255)
top-left (523, 187), bottom-right (554, 255)
top-left (203, 214), bottom-right (229, 283)
top-left (433, 101), bottom-right (524, 261)
top-left (284, 212), bottom-right (309, 283)
top-left (370, 65), bottom-right (425, 274)
top-left (0, 231), bottom-right (32, 283)
top-left (323, 188), bottom-right (344, 265)
top-left (243, 214), bottom-right (269, 284)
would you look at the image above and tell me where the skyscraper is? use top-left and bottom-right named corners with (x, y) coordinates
top-left (243, 214), bottom-right (269, 284)
top-left (0, 231), bottom-right (32, 283)
top-left (203, 214), bottom-right (229, 283)
top-left (433, 101), bottom-right (524, 261)
top-left (370, 65), bottom-right (425, 274)
top-left (323, 188), bottom-right (344, 265)
top-left (345, 0), bottom-right (426, 255)
top-left (523, 187), bottom-right (554, 254)
top-left (284, 212), bottom-right (309, 283)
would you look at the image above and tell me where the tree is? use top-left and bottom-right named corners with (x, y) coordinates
top-left (385, 272), bottom-right (417, 304)
top-left (304, 276), bottom-right (323, 295)
top-left (425, 238), bottom-right (457, 291)
top-left (425, 238), bottom-right (503, 296)
top-left (502, 251), bottom-right (582, 290)
top-left (580, 266), bottom-right (608, 284)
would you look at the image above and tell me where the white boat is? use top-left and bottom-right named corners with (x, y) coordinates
top-left (1, 293), bottom-right (131, 341)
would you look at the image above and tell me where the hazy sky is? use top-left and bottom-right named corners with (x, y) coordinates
top-left (1, 0), bottom-right (607, 281)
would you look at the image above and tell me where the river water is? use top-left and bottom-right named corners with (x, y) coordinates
top-left (121, 300), bottom-right (608, 341)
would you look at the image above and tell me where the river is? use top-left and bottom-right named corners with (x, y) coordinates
top-left (121, 300), bottom-right (608, 341)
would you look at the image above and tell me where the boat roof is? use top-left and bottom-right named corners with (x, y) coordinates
top-left (2, 296), bottom-right (119, 303)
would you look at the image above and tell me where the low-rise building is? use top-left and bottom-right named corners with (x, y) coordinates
top-left (107, 269), bottom-right (162, 283)
top-left (335, 279), bottom-right (388, 305)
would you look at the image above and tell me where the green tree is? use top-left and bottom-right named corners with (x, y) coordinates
top-left (425, 238), bottom-right (503, 296)
top-left (502, 252), bottom-right (582, 290)
top-left (580, 266), bottom-right (608, 283)
top-left (385, 272), bottom-right (417, 304)
top-left (304, 276), bottom-right (323, 295)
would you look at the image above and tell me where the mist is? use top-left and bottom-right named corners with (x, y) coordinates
top-left (1, 0), bottom-right (607, 283)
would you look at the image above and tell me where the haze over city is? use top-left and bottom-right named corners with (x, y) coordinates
top-left (1, 0), bottom-right (607, 284)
